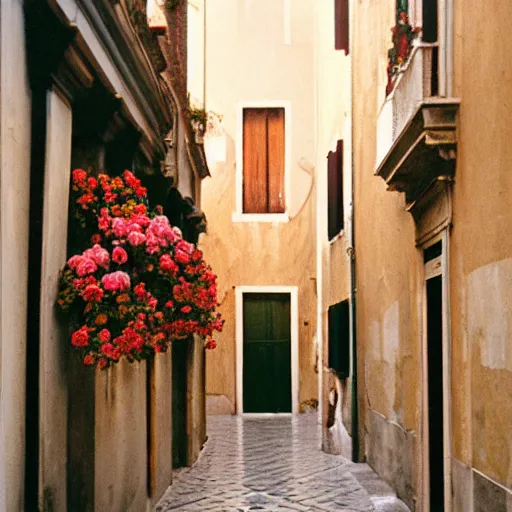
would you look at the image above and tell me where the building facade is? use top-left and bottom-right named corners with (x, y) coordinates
top-left (334, 0), bottom-right (512, 510)
top-left (0, 1), bottom-right (209, 510)
top-left (198, 0), bottom-right (318, 416)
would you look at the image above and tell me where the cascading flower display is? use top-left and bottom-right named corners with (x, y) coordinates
top-left (58, 168), bottom-right (223, 369)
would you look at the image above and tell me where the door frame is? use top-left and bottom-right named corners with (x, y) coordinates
top-left (235, 286), bottom-right (299, 415)
top-left (420, 230), bottom-right (452, 511)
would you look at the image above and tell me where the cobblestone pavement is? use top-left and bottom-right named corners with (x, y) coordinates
top-left (156, 415), bottom-right (410, 512)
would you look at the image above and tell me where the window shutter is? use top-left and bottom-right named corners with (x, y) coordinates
top-left (328, 300), bottom-right (350, 379)
top-left (267, 108), bottom-right (285, 214)
top-left (327, 140), bottom-right (344, 240)
top-left (243, 109), bottom-right (268, 213)
top-left (334, 0), bottom-right (349, 55)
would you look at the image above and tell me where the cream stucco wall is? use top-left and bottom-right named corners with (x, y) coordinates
top-left (199, 0), bottom-right (318, 412)
top-left (0, 1), bottom-right (32, 509)
top-left (313, 0), bottom-right (353, 457)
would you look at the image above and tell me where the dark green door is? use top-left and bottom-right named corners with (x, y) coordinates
top-left (243, 293), bottom-right (292, 413)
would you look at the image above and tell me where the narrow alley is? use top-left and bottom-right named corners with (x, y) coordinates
top-left (156, 415), bottom-right (410, 512)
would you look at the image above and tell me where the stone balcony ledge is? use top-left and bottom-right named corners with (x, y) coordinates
top-left (375, 98), bottom-right (459, 208)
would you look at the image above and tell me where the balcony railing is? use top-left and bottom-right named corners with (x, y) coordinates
top-left (376, 43), bottom-right (438, 169)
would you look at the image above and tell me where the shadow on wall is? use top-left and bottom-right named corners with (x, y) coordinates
top-left (323, 371), bottom-right (352, 458)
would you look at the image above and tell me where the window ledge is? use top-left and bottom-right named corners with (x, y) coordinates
top-left (329, 230), bottom-right (345, 245)
top-left (232, 212), bottom-right (289, 223)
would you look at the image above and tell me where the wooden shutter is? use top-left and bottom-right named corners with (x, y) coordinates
top-left (334, 0), bottom-right (349, 55)
top-left (243, 109), bottom-right (268, 213)
top-left (327, 140), bottom-right (344, 239)
top-left (328, 300), bottom-right (350, 379)
top-left (267, 108), bottom-right (285, 213)
top-left (243, 108), bottom-right (285, 214)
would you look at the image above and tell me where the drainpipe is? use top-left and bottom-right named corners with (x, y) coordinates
top-left (349, 200), bottom-right (359, 462)
top-left (349, 10), bottom-right (359, 463)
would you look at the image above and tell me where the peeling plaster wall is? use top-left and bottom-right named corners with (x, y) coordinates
top-left (352, 0), bottom-right (422, 505)
top-left (448, 0), bottom-right (512, 503)
top-left (200, 0), bottom-right (317, 411)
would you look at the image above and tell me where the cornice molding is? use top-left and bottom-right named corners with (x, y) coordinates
top-left (375, 99), bottom-right (460, 208)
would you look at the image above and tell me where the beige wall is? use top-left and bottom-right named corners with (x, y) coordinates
top-left (450, 0), bottom-right (512, 495)
top-left (352, 0), bottom-right (423, 506)
top-left (352, 0), bottom-right (512, 508)
top-left (38, 88), bottom-right (73, 512)
top-left (0, 1), bottom-right (32, 509)
top-left (200, 0), bottom-right (318, 412)
top-left (95, 361), bottom-right (148, 512)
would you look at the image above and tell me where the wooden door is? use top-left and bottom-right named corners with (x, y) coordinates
top-left (243, 293), bottom-right (291, 413)
top-left (172, 339), bottom-right (188, 468)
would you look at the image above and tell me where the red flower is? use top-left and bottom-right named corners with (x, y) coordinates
top-left (72, 326), bottom-right (90, 347)
top-left (87, 177), bottom-right (98, 189)
top-left (77, 193), bottom-right (96, 208)
top-left (104, 191), bottom-right (118, 203)
top-left (192, 250), bottom-right (203, 262)
top-left (181, 305), bottom-right (192, 314)
top-left (97, 358), bottom-right (108, 370)
top-left (205, 339), bottom-right (217, 350)
top-left (82, 284), bottom-right (104, 303)
top-left (159, 254), bottom-right (179, 276)
top-left (112, 246), bottom-right (128, 265)
top-left (165, 300), bottom-right (174, 308)
top-left (134, 282), bottom-right (146, 300)
top-left (91, 233), bottom-right (102, 244)
top-left (175, 250), bottom-right (190, 265)
top-left (84, 354), bottom-right (95, 366)
top-left (76, 257), bottom-right (98, 277)
top-left (98, 329), bottom-right (111, 343)
top-left (72, 169), bottom-right (87, 185)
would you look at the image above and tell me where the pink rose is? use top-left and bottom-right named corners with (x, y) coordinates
top-left (76, 257), bottom-right (97, 276)
top-left (127, 231), bottom-right (146, 246)
top-left (112, 218), bottom-right (129, 238)
top-left (101, 271), bottom-right (131, 292)
top-left (176, 239), bottom-right (195, 254)
top-left (67, 255), bottom-right (83, 270)
top-left (146, 244), bottom-right (161, 255)
top-left (84, 244), bottom-right (110, 269)
top-left (112, 247), bottom-right (128, 265)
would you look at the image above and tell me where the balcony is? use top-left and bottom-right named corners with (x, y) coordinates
top-left (375, 41), bottom-right (460, 243)
top-left (376, 43), bottom-right (439, 167)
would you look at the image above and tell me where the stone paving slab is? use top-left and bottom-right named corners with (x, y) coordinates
top-left (156, 415), bottom-right (410, 512)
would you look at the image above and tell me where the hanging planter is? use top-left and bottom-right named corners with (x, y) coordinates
top-left (57, 169), bottom-right (223, 369)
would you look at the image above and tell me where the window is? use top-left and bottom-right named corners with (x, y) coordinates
top-left (334, 0), bottom-right (349, 54)
top-left (242, 108), bottom-right (285, 214)
top-left (327, 140), bottom-right (344, 240)
top-left (328, 300), bottom-right (350, 379)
